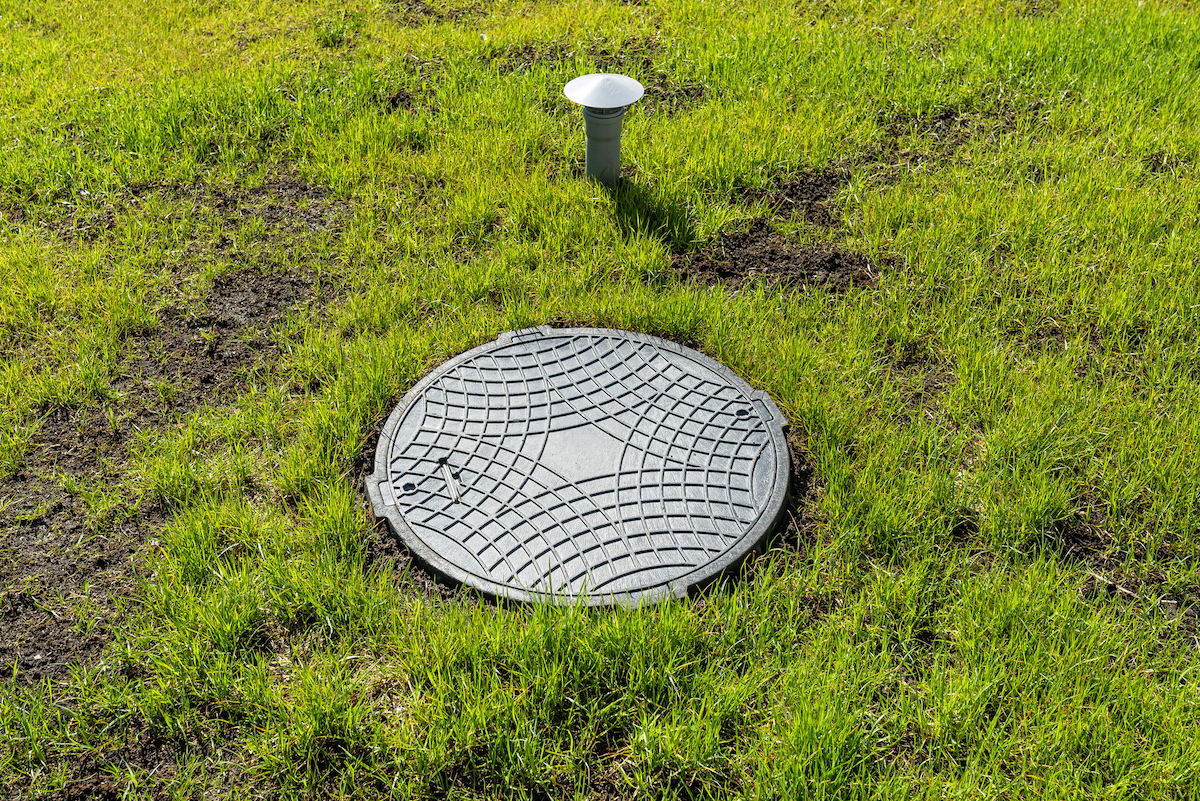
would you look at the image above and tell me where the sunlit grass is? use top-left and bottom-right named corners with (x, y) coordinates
top-left (2, 0), bottom-right (1199, 797)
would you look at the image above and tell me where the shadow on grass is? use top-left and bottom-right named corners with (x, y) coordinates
top-left (610, 176), bottom-right (695, 254)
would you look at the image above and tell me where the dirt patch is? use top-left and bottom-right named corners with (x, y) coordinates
top-left (1143, 151), bottom-right (1191, 178)
top-left (61, 777), bottom-right (121, 800)
top-left (0, 395), bottom-right (172, 686)
top-left (1006, 311), bottom-right (1156, 384)
top-left (234, 21), bottom-right (288, 52)
top-left (35, 197), bottom-right (119, 245)
top-left (1077, 559), bottom-right (1199, 647)
top-left (237, 178), bottom-right (347, 233)
top-left (1010, 0), bottom-right (1059, 17)
top-left (371, 57), bottom-right (443, 116)
top-left (639, 72), bottom-right (707, 117)
top-left (113, 271), bottom-right (307, 411)
top-left (674, 219), bottom-right (886, 292)
top-left (159, 174), bottom-right (351, 247)
top-left (142, 175), bottom-right (355, 306)
top-left (0, 201), bottom-right (25, 229)
top-left (488, 37), bottom-right (652, 75)
top-left (0, 271), bottom-right (311, 684)
top-left (49, 720), bottom-right (202, 801)
top-left (879, 104), bottom-right (1020, 152)
top-left (381, 89), bottom-right (419, 113)
top-left (204, 271), bottom-right (307, 329)
top-left (740, 166), bottom-right (853, 228)
top-left (0, 498), bottom-right (147, 685)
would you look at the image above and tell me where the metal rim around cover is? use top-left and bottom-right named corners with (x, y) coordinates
top-left (367, 327), bottom-right (790, 607)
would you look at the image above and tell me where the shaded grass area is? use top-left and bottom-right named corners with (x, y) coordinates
top-left (2, 0), bottom-right (1200, 797)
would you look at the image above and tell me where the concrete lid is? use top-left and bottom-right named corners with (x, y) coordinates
top-left (564, 73), bottom-right (644, 109)
top-left (367, 326), bottom-right (791, 607)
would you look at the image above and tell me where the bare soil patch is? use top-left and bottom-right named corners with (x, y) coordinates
top-left (1011, 0), bottom-right (1059, 17)
top-left (741, 165), bottom-right (853, 228)
top-left (488, 37), bottom-right (647, 75)
top-left (380, 88), bottom-right (420, 113)
top-left (49, 717), bottom-right (227, 801)
top-left (371, 57), bottom-right (443, 117)
top-left (1143, 151), bottom-right (1191, 178)
top-left (674, 219), bottom-right (885, 292)
top-left (0, 271), bottom-right (312, 684)
top-left (229, 178), bottom-right (347, 235)
top-left (1004, 308), bottom-right (1160, 386)
top-left (640, 72), bottom-right (707, 118)
top-left (1077, 559), bottom-right (1199, 646)
top-left (880, 103), bottom-right (1022, 152)
top-left (157, 174), bottom-right (352, 252)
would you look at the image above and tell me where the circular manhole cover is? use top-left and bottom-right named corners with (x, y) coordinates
top-left (367, 327), bottom-right (790, 606)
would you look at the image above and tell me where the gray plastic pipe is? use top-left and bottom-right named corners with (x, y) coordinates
top-left (581, 107), bottom-right (626, 186)
top-left (564, 74), bottom-right (644, 187)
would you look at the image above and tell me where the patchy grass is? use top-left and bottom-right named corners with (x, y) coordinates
top-left (2, 0), bottom-right (1200, 797)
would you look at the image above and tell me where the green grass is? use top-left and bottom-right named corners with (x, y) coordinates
top-left (2, 0), bottom-right (1200, 797)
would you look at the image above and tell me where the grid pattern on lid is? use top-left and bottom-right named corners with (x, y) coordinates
top-left (370, 328), bottom-right (788, 604)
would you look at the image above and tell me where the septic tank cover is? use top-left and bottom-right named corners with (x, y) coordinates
top-left (367, 327), bottom-right (789, 606)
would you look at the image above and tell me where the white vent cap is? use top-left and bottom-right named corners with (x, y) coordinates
top-left (563, 73), bottom-right (644, 109)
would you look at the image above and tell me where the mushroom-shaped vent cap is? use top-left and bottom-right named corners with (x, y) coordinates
top-left (564, 73), bottom-right (644, 109)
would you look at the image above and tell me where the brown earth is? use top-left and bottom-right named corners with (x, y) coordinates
top-left (740, 165), bottom-right (853, 229)
top-left (670, 100), bottom-right (1042, 293)
top-left (489, 36), bottom-right (657, 75)
top-left (675, 219), bottom-right (885, 292)
top-left (0, 271), bottom-right (316, 685)
top-left (651, 99), bottom-right (1047, 290)
top-left (153, 175), bottom-right (352, 251)
top-left (372, 56), bottom-right (443, 116)
top-left (867, 100), bottom-right (1038, 183)
top-left (50, 716), bottom-right (239, 801)
top-left (39, 173), bottom-right (351, 264)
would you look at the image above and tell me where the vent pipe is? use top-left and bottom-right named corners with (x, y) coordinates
top-left (563, 73), bottom-right (644, 187)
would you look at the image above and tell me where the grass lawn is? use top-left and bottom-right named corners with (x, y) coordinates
top-left (2, 0), bottom-right (1199, 797)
